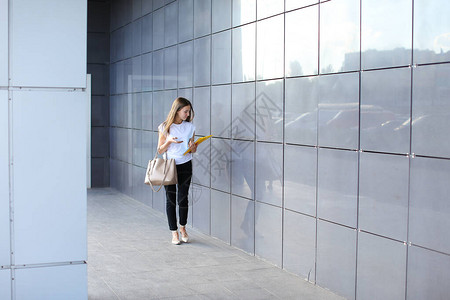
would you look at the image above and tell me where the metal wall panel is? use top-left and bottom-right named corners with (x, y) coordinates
top-left (0, 91), bottom-right (10, 266)
top-left (283, 210), bottom-right (316, 281)
top-left (0, 0), bottom-right (7, 87)
top-left (407, 245), bottom-right (450, 300)
top-left (317, 221), bottom-right (357, 300)
top-left (10, 0), bottom-right (87, 88)
top-left (0, 269), bottom-right (11, 300)
top-left (211, 189), bottom-right (230, 243)
top-left (108, 1), bottom-right (450, 299)
top-left (15, 264), bottom-right (87, 300)
top-left (356, 233), bottom-right (406, 300)
top-left (12, 91), bottom-right (87, 264)
top-left (255, 202), bottom-right (282, 267)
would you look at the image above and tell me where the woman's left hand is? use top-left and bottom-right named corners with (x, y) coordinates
top-left (188, 140), bottom-right (198, 153)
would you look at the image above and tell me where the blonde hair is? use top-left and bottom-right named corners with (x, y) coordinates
top-left (161, 97), bottom-right (194, 135)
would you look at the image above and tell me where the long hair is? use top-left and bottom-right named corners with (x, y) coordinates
top-left (161, 97), bottom-right (194, 135)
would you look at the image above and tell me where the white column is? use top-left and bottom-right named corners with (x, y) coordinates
top-left (1, 0), bottom-right (89, 298)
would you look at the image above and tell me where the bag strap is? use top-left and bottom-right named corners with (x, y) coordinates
top-left (148, 178), bottom-right (164, 192)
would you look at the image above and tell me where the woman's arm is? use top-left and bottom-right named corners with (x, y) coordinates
top-left (158, 132), bottom-right (182, 154)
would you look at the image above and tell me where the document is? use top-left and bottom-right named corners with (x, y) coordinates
top-left (183, 135), bottom-right (213, 155)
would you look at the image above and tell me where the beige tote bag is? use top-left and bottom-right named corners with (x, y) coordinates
top-left (144, 151), bottom-right (178, 192)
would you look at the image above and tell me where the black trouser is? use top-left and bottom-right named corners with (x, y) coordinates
top-left (164, 160), bottom-right (192, 231)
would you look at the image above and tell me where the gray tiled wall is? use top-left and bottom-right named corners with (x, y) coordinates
top-left (108, 0), bottom-right (450, 299)
top-left (88, 0), bottom-right (110, 187)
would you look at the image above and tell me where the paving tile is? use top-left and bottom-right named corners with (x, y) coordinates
top-left (185, 283), bottom-right (234, 295)
top-left (88, 270), bottom-right (120, 300)
top-left (221, 278), bottom-right (261, 291)
top-left (161, 296), bottom-right (203, 300)
top-left (87, 188), bottom-right (345, 300)
top-left (228, 287), bottom-right (278, 299)
top-left (98, 272), bottom-right (159, 299)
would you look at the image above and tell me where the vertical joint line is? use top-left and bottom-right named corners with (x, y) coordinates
top-left (354, 1), bottom-right (363, 298)
top-left (355, 144), bottom-right (361, 300)
top-left (314, 1), bottom-right (321, 285)
top-left (8, 1), bottom-right (16, 299)
top-left (359, 0), bottom-right (362, 70)
top-left (318, 1), bottom-right (320, 77)
top-left (405, 3), bottom-right (415, 299)
top-left (281, 0), bottom-right (287, 270)
top-left (229, 0), bottom-right (234, 246)
top-left (314, 144), bottom-right (319, 284)
top-left (407, 0), bottom-right (415, 243)
top-left (8, 92), bottom-right (14, 261)
top-left (253, 0), bottom-right (258, 257)
top-left (208, 1), bottom-right (213, 237)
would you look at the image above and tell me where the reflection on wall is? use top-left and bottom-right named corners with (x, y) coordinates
top-left (108, 0), bottom-right (450, 299)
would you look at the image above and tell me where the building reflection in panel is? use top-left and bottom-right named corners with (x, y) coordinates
top-left (255, 142), bottom-right (283, 207)
top-left (285, 76), bottom-right (318, 146)
top-left (105, 0), bottom-right (450, 298)
top-left (413, 0), bottom-right (450, 64)
top-left (232, 23), bottom-right (255, 83)
top-left (255, 79), bottom-right (283, 142)
top-left (320, 0), bottom-right (360, 74)
top-left (232, 82), bottom-right (255, 140)
top-left (317, 148), bottom-right (358, 228)
top-left (284, 145), bottom-right (317, 216)
top-left (318, 72), bottom-right (359, 150)
top-left (212, 30), bottom-right (232, 85)
top-left (285, 6), bottom-right (318, 77)
top-left (257, 0), bottom-right (284, 20)
top-left (232, 0), bottom-right (256, 27)
top-left (285, 0), bottom-right (318, 11)
top-left (412, 63), bottom-right (450, 158)
top-left (231, 140), bottom-right (254, 200)
top-left (361, 0), bottom-right (412, 69)
top-left (257, 14), bottom-right (284, 80)
top-left (360, 67), bottom-right (411, 154)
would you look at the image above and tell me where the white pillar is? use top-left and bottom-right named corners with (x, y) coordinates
top-left (1, 0), bottom-right (88, 299)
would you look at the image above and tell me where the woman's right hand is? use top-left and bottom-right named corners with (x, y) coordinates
top-left (167, 136), bottom-right (183, 144)
top-left (158, 133), bottom-right (182, 154)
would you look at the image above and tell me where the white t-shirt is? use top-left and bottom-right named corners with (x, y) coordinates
top-left (159, 121), bottom-right (196, 165)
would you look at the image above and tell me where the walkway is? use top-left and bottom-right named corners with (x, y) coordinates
top-left (87, 188), bottom-right (345, 300)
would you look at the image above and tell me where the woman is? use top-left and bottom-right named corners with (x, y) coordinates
top-left (158, 97), bottom-right (197, 245)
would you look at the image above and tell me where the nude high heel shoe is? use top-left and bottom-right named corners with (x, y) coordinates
top-left (172, 230), bottom-right (181, 245)
top-left (179, 226), bottom-right (189, 243)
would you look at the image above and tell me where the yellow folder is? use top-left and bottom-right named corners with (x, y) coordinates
top-left (183, 135), bottom-right (212, 155)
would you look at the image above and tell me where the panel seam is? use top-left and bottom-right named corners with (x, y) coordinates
top-left (8, 1), bottom-right (15, 299)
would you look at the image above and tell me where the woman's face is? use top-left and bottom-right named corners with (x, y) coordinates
top-left (176, 105), bottom-right (191, 122)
